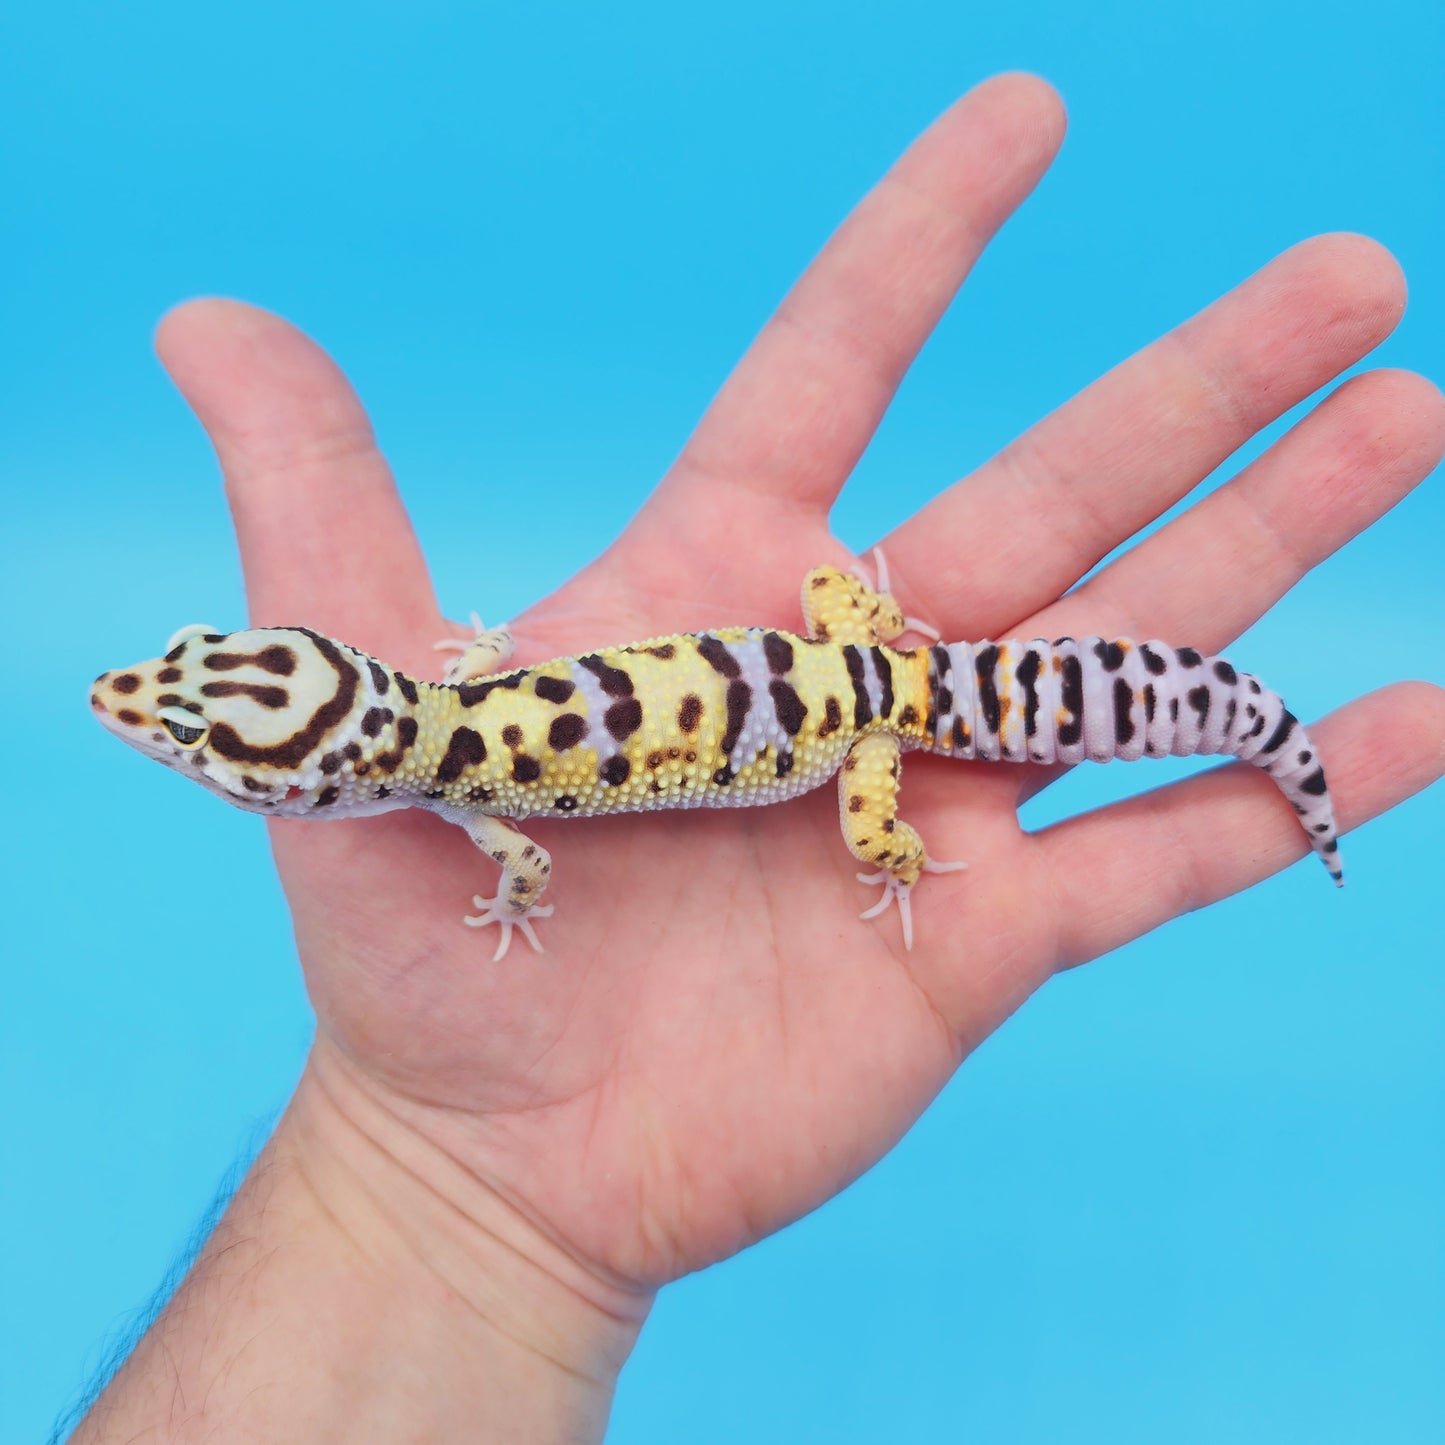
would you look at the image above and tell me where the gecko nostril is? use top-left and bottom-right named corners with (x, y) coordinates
top-left (90, 693), bottom-right (105, 711)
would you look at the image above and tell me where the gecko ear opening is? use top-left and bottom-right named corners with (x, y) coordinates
top-left (165, 622), bottom-right (221, 653)
top-left (157, 705), bottom-right (209, 747)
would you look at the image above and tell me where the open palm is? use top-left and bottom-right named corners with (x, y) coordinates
top-left (154, 76), bottom-right (1443, 1294)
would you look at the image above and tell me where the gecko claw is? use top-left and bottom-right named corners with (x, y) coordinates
top-left (856, 859), bottom-right (968, 951)
top-left (464, 894), bottom-right (555, 961)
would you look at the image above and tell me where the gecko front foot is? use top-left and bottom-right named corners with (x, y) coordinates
top-left (463, 894), bottom-right (555, 961)
top-left (856, 859), bottom-right (968, 951)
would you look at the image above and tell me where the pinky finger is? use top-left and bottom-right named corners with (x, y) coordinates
top-left (1036, 682), bottom-right (1445, 970)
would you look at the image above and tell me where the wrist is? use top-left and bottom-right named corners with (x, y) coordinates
top-left (76, 1042), bottom-right (650, 1444)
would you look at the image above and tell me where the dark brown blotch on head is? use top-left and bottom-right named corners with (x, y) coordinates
top-left (548, 713), bottom-right (587, 752)
top-left (156, 667), bottom-right (182, 685)
top-left (112, 673), bottom-right (141, 694)
top-left (117, 709), bottom-right (142, 726)
top-left (534, 675), bottom-right (576, 705)
top-left (677, 693), bottom-right (703, 734)
top-left (208, 634), bottom-right (361, 771)
top-left (501, 724), bottom-right (524, 749)
top-left (200, 680), bottom-right (290, 709)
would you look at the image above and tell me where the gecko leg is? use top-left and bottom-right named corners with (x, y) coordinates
top-left (433, 614), bottom-right (518, 684)
top-left (839, 732), bottom-right (965, 951)
top-left (801, 556), bottom-right (935, 645)
top-left (453, 812), bottom-right (554, 961)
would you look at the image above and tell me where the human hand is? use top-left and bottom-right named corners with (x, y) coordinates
top-left (126, 71), bottom-right (1443, 1435)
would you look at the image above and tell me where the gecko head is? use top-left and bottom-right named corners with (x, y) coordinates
top-left (90, 623), bottom-right (368, 810)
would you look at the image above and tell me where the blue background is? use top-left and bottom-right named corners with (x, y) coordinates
top-left (4, 2), bottom-right (1442, 1440)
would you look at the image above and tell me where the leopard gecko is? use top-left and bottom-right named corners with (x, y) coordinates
top-left (91, 558), bottom-right (1341, 956)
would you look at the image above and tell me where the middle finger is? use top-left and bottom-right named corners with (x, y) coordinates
top-left (882, 234), bottom-right (1405, 640)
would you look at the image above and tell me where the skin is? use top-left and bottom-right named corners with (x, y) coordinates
top-left (76, 74), bottom-right (1445, 1443)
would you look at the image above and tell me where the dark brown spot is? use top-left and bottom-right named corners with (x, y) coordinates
top-left (314, 786), bottom-right (340, 807)
top-left (534, 675), bottom-right (576, 704)
top-left (1140, 644), bottom-right (1168, 676)
top-left (512, 756), bottom-right (542, 784)
top-left (848, 795), bottom-right (865, 813)
top-left (1214, 660), bottom-right (1237, 685)
top-left (456, 673), bottom-right (524, 706)
top-left (882, 818), bottom-right (895, 832)
top-left (1176, 647), bottom-right (1202, 668)
top-left (1298, 767), bottom-right (1328, 796)
top-left (240, 775), bottom-right (269, 792)
top-left (677, 693), bottom-right (703, 733)
top-left (367, 659), bottom-right (390, 694)
top-left (843, 646), bottom-right (872, 728)
top-left (117, 709), bottom-right (142, 726)
top-left (112, 673), bottom-right (140, 694)
top-left (578, 654), bottom-right (634, 697)
top-left (360, 706), bottom-right (391, 737)
top-left (156, 667), bottom-right (182, 685)
top-left (975, 644), bottom-right (1002, 736)
top-left (319, 751), bottom-right (343, 774)
top-left (501, 724), bottom-right (524, 749)
top-left (646, 750), bottom-right (663, 769)
top-left (394, 673), bottom-right (420, 704)
top-left (720, 679), bottom-right (752, 756)
top-left (1057, 653), bottom-right (1083, 748)
top-left (605, 697), bottom-right (644, 741)
top-left (712, 762), bottom-right (735, 786)
top-left (548, 713), bottom-right (587, 751)
top-left (763, 632), bottom-right (794, 674)
top-left (602, 755), bottom-right (631, 787)
top-left (1016, 650), bottom-right (1042, 737)
top-left (776, 750), bottom-right (794, 777)
top-left (1113, 677), bottom-right (1136, 746)
top-left (869, 646), bottom-right (894, 719)
top-left (769, 679), bottom-right (807, 735)
top-left (640, 643), bottom-right (676, 659)
top-left (553, 795), bottom-right (578, 811)
top-left (1261, 712), bottom-right (1294, 753)
top-left (818, 695), bottom-right (842, 737)
top-left (1094, 640), bottom-right (1126, 671)
top-left (695, 636), bottom-right (741, 678)
top-left (437, 726), bottom-right (488, 784)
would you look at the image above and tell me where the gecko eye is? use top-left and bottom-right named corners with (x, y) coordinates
top-left (157, 705), bottom-right (209, 747)
top-left (164, 622), bottom-right (221, 653)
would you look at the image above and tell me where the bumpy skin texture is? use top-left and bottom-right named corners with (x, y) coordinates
top-left (91, 563), bottom-right (1340, 956)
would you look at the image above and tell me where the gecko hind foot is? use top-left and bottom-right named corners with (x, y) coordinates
top-left (856, 859), bottom-right (968, 951)
top-left (463, 894), bottom-right (555, 961)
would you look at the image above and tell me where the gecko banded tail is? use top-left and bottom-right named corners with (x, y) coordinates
top-left (919, 636), bottom-right (1342, 883)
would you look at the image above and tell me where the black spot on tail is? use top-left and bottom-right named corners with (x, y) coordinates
top-left (974, 644), bottom-right (1002, 736)
top-left (843, 646), bottom-right (872, 728)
